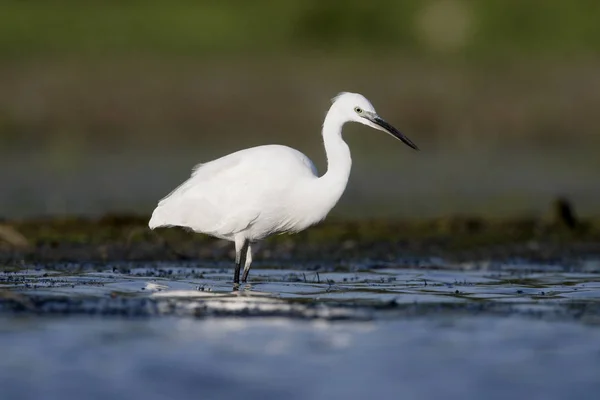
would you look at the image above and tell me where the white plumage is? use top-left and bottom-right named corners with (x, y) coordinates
top-left (149, 92), bottom-right (418, 284)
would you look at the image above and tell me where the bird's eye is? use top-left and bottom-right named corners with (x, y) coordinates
top-left (354, 107), bottom-right (363, 114)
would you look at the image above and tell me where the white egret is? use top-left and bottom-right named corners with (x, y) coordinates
top-left (149, 92), bottom-right (418, 284)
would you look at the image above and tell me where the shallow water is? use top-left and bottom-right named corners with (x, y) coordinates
top-left (1, 259), bottom-right (600, 399)
top-left (2, 259), bottom-right (600, 317)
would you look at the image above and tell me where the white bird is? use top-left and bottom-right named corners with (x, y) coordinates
top-left (149, 92), bottom-right (418, 284)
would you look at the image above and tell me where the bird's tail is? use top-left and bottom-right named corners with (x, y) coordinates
top-left (148, 206), bottom-right (168, 229)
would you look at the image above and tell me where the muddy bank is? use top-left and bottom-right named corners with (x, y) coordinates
top-left (1, 211), bottom-right (600, 264)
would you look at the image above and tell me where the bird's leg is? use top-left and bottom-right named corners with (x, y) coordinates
top-left (233, 238), bottom-right (249, 284)
top-left (241, 243), bottom-right (253, 283)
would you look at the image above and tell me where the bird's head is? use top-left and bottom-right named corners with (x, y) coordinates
top-left (330, 92), bottom-right (419, 151)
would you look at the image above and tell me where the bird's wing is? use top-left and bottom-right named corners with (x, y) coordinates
top-left (150, 145), bottom-right (318, 236)
top-left (297, 152), bottom-right (319, 177)
top-left (151, 152), bottom-right (261, 235)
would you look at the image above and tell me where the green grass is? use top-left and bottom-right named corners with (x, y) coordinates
top-left (1, 0), bottom-right (599, 59)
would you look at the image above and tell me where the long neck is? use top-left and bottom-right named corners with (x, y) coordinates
top-left (317, 109), bottom-right (352, 203)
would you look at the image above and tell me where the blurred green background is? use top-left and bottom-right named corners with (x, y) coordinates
top-left (1, 0), bottom-right (599, 219)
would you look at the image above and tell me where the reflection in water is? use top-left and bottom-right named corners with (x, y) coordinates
top-left (1, 316), bottom-right (600, 400)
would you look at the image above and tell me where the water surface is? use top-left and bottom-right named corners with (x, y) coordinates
top-left (1, 259), bottom-right (600, 399)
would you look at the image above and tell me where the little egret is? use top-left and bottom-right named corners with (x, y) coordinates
top-left (149, 92), bottom-right (418, 284)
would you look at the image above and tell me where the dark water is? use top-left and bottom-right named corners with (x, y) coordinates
top-left (3, 148), bottom-right (600, 218)
top-left (1, 259), bottom-right (600, 399)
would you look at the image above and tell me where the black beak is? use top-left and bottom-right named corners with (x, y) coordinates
top-left (370, 116), bottom-right (419, 151)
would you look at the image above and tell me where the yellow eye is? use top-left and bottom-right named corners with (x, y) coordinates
top-left (354, 107), bottom-right (363, 114)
